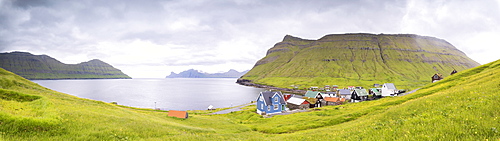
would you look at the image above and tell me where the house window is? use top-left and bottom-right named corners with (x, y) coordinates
top-left (274, 97), bottom-right (278, 102)
top-left (261, 103), bottom-right (264, 110)
top-left (273, 104), bottom-right (278, 110)
top-left (267, 106), bottom-right (270, 111)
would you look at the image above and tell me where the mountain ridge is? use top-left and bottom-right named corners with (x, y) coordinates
top-left (0, 51), bottom-right (131, 79)
top-left (166, 69), bottom-right (248, 78)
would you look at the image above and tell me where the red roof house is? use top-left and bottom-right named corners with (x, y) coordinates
top-left (168, 110), bottom-right (188, 119)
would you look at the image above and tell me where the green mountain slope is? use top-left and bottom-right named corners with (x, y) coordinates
top-left (0, 59), bottom-right (498, 140)
top-left (241, 33), bottom-right (480, 89)
top-left (0, 51), bottom-right (131, 79)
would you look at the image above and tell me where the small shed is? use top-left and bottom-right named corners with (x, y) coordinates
top-left (207, 105), bottom-right (215, 110)
top-left (168, 110), bottom-right (188, 119)
top-left (286, 97), bottom-right (310, 110)
top-left (450, 69), bottom-right (458, 75)
top-left (338, 98), bottom-right (346, 104)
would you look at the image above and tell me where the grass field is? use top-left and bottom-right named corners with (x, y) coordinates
top-left (0, 59), bottom-right (498, 140)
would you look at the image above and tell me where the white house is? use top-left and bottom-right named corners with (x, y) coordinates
top-left (381, 83), bottom-right (398, 96)
top-left (286, 97), bottom-right (310, 110)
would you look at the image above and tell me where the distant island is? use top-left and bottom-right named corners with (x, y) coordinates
top-left (0, 51), bottom-right (131, 80)
top-left (166, 69), bottom-right (248, 78)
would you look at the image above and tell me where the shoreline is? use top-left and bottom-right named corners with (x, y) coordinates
top-left (28, 77), bottom-right (132, 80)
top-left (236, 79), bottom-right (306, 94)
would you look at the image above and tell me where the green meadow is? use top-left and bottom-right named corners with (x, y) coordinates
top-left (0, 59), bottom-right (499, 140)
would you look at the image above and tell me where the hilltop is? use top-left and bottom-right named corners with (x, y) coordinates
top-left (240, 33), bottom-right (480, 90)
top-left (0, 51), bottom-right (131, 79)
top-left (166, 69), bottom-right (248, 78)
top-left (0, 58), bottom-right (498, 140)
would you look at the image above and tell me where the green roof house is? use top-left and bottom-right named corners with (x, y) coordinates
top-left (304, 90), bottom-right (324, 99)
top-left (369, 88), bottom-right (382, 99)
top-left (351, 89), bottom-right (369, 101)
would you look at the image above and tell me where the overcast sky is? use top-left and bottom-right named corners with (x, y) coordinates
top-left (1, 0), bottom-right (499, 78)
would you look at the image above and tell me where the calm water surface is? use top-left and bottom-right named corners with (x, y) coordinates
top-left (32, 78), bottom-right (265, 110)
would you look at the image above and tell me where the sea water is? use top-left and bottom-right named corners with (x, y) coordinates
top-left (32, 78), bottom-right (265, 110)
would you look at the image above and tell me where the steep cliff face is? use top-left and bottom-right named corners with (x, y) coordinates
top-left (241, 33), bottom-right (480, 89)
top-left (0, 51), bottom-right (131, 79)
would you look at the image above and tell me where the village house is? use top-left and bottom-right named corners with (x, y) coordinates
top-left (256, 91), bottom-right (287, 115)
top-left (369, 88), bottom-right (382, 99)
top-left (324, 97), bottom-right (346, 106)
top-left (381, 83), bottom-right (398, 97)
top-left (324, 91), bottom-right (337, 97)
top-left (324, 85), bottom-right (331, 91)
top-left (286, 97), bottom-right (310, 110)
top-left (338, 89), bottom-right (352, 99)
top-left (304, 90), bottom-right (326, 107)
top-left (308, 86), bottom-right (319, 91)
top-left (304, 90), bottom-right (324, 98)
top-left (347, 86), bottom-right (355, 90)
top-left (431, 73), bottom-right (443, 83)
top-left (351, 89), bottom-right (369, 102)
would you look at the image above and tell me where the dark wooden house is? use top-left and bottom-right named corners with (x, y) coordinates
top-left (450, 69), bottom-right (458, 75)
top-left (351, 89), bottom-right (369, 102)
top-left (431, 73), bottom-right (443, 83)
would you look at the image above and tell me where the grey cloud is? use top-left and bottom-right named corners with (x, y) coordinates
top-left (0, 0), bottom-right (498, 77)
top-left (11, 0), bottom-right (54, 9)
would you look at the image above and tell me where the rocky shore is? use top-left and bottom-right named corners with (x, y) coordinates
top-left (236, 79), bottom-right (306, 94)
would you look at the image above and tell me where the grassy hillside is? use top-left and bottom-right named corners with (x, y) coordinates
top-left (242, 34), bottom-right (480, 90)
top-left (0, 59), bottom-right (499, 140)
top-left (0, 51), bottom-right (131, 79)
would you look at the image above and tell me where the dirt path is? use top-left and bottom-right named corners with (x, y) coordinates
top-left (210, 103), bottom-right (256, 115)
top-left (398, 88), bottom-right (420, 96)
